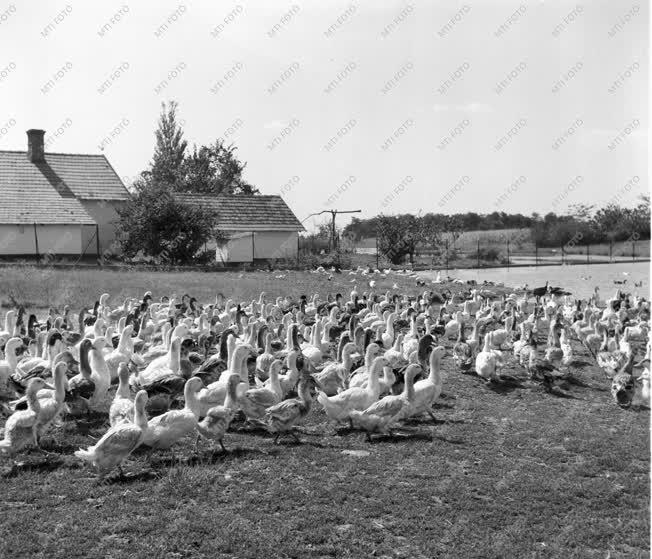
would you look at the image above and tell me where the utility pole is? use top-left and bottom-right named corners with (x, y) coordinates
top-left (302, 209), bottom-right (362, 254)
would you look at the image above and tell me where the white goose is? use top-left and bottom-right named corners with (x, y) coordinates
top-left (350, 363), bottom-right (422, 440)
top-left (399, 345), bottom-right (445, 422)
top-left (317, 356), bottom-right (388, 424)
top-left (110, 363), bottom-right (135, 427)
top-left (75, 390), bottom-right (149, 480)
top-left (142, 378), bottom-right (202, 450)
top-left (0, 378), bottom-right (54, 456)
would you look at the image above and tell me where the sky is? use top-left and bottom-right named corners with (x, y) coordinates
top-left (0, 0), bottom-right (648, 232)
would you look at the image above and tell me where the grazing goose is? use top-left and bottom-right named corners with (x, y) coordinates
top-left (350, 363), bottom-right (422, 440)
top-left (74, 390), bottom-right (149, 481)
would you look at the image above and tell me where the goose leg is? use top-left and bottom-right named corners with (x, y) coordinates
top-left (219, 439), bottom-right (228, 453)
top-left (290, 430), bottom-right (302, 444)
top-left (427, 410), bottom-right (437, 424)
top-left (274, 433), bottom-right (281, 445)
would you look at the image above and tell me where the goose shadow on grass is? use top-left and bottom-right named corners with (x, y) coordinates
top-left (1, 454), bottom-right (66, 477)
top-left (401, 415), bottom-right (466, 427)
top-left (367, 430), bottom-right (436, 444)
top-left (146, 444), bottom-right (277, 469)
top-left (104, 468), bottom-right (160, 485)
top-left (484, 376), bottom-right (526, 394)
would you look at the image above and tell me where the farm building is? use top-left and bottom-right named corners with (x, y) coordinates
top-left (0, 129), bottom-right (129, 258)
top-left (175, 193), bottom-right (304, 263)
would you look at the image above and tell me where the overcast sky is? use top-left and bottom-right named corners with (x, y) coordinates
top-left (0, 0), bottom-right (648, 231)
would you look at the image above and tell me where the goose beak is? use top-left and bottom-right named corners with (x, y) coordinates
top-left (42, 383), bottom-right (55, 391)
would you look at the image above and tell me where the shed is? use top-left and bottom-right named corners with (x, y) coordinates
top-left (175, 193), bottom-right (305, 263)
top-left (0, 129), bottom-right (129, 258)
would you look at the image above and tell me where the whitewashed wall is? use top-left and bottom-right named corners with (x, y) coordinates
top-left (81, 200), bottom-right (124, 254)
top-left (213, 231), bottom-right (299, 262)
top-left (0, 224), bottom-right (82, 255)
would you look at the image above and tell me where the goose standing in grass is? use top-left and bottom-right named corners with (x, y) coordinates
top-left (559, 325), bottom-right (574, 366)
top-left (348, 343), bottom-right (383, 388)
top-left (33, 362), bottom-right (68, 447)
top-left (317, 356), bottom-right (388, 424)
top-left (350, 363), bottom-right (422, 441)
top-left (274, 349), bottom-right (302, 398)
top-left (104, 325), bottom-right (134, 382)
top-left (66, 339), bottom-right (96, 415)
top-left (611, 353), bottom-right (636, 408)
top-left (240, 359), bottom-right (284, 421)
top-left (88, 337), bottom-right (112, 410)
top-left (400, 346), bottom-right (445, 422)
top-left (265, 367), bottom-right (314, 444)
top-left (110, 363), bottom-right (135, 427)
top-left (75, 390), bottom-right (148, 481)
top-left (453, 326), bottom-right (473, 373)
top-left (0, 378), bottom-right (54, 457)
top-left (475, 332), bottom-right (500, 381)
top-left (142, 377), bottom-right (202, 451)
top-left (196, 374), bottom-right (240, 452)
top-left (311, 341), bottom-right (357, 396)
top-left (196, 344), bottom-right (253, 417)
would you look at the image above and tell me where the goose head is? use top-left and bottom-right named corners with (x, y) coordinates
top-left (26, 377), bottom-right (55, 395)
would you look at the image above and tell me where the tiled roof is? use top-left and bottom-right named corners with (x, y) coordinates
top-left (175, 194), bottom-right (305, 232)
top-left (0, 150), bottom-right (128, 224)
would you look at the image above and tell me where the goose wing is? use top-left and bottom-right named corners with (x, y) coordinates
top-left (244, 387), bottom-right (279, 408)
top-left (94, 422), bottom-right (142, 455)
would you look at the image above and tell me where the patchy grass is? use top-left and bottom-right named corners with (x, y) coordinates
top-left (0, 269), bottom-right (649, 558)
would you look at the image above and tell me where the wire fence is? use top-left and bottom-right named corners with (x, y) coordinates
top-left (299, 235), bottom-right (651, 270)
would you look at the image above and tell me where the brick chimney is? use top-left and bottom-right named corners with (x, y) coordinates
top-left (27, 129), bottom-right (45, 163)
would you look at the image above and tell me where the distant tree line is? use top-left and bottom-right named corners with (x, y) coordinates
top-left (117, 101), bottom-right (257, 264)
top-left (342, 198), bottom-right (650, 252)
top-left (531, 199), bottom-right (650, 246)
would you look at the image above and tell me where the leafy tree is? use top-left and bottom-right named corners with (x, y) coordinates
top-left (116, 177), bottom-right (216, 264)
top-left (179, 140), bottom-right (259, 196)
top-left (377, 214), bottom-right (440, 264)
top-left (150, 101), bottom-right (187, 185)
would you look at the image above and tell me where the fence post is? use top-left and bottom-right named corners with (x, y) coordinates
top-left (95, 224), bottom-right (100, 261)
top-left (632, 238), bottom-right (636, 261)
top-left (534, 242), bottom-right (538, 268)
top-left (33, 223), bottom-right (39, 262)
top-left (609, 240), bottom-right (613, 262)
top-left (586, 243), bottom-right (589, 264)
top-left (477, 239), bottom-right (480, 268)
top-left (561, 242), bottom-right (564, 265)
top-left (506, 239), bottom-right (510, 269)
top-left (375, 235), bottom-right (379, 269)
top-left (445, 238), bottom-right (449, 272)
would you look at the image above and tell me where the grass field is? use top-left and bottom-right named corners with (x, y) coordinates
top-left (0, 268), bottom-right (649, 558)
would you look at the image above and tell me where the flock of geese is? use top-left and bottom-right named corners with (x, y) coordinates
top-left (0, 273), bottom-right (649, 481)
